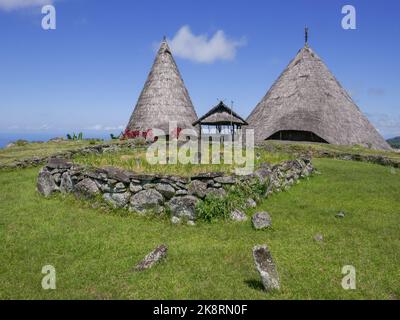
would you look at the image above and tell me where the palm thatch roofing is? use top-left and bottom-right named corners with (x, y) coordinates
top-left (193, 101), bottom-right (248, 126)
top-left (126, 39), bottom-right (198, 133)
top-left (247, 45), bottom-right (391, 150)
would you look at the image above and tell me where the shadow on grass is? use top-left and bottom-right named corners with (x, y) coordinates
top-left (245, 279), bottom-right (265, 292)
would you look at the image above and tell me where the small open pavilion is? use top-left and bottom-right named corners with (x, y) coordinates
top-left (193, 101), bottom-right (248, 142)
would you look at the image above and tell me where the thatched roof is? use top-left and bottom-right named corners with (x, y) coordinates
top-left (247, 46), bottom-right (391, 150)
top-left (193, 101), bottom-right (248, 126)
top-left (126, 39), bottom-right (198, 133)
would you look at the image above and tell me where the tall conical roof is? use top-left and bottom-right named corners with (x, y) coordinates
top-left (126, 39), bottom-right (198, 133)
top-left (247, 46), bottom-right (391, 150)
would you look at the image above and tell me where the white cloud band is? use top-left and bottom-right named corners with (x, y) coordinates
top-left (168, 25), bottom-right (246, 63)
top-left (0, 0), bottom-right (53, 11)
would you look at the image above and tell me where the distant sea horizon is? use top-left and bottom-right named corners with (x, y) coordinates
top-left (0, 132), bottom-right (116, 149)
top-left (0, 132), bottom-right (396, 149)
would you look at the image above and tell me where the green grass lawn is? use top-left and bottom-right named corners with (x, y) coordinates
top-left (0, 158), bottom-right (399, 299)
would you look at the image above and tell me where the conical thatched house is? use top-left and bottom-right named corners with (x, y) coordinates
top-left (125, 39), bottom-right (198, 137)
top-left (247, 42), bottom-right (391, 150)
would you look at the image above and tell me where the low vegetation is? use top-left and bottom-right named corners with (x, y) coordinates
top-left (261, 140), bottom-right (400, 160)
top-left (72, 147), bottom-right (290, 176)
top-left (387, 137), bottom-right (400, 149)
top-left (0, 158), bottom-right (399, 299)
top-left (197, 180), bottom-right (267, 222)
top-left (0, 139), bottom-right (116, 167)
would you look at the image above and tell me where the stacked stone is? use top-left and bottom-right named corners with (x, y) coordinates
top-left (37, 158), bottom-right (314, 223)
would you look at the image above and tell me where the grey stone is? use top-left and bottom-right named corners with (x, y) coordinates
top-left (60, 172), bottom-right (74, 193)
top-left (175, 182), bottom-right (188, 190)
top-left (214, 176), bottom-right (236, 184)
top-left (175, 189), bottom-right (188, 196)
top-left (133, 244), bottom-right (168, 272)
top-left (99, 183), bottom-right (111, 193)
top-left (37, 168), bottom-right (58, 197)
top-left (53, 173), bottom-right (61, 185)
top-left (129, 183), bottom-right (143, 194)
top-left (205, 187), bottom-right (227, 199)
top-left (253, 244), bottom-right (280, 291)
top-left (336, 211), bottom-right (345, 218)
top-left (246, 198), bottom-right (257, 208)
top-left (113, 182), bottom-right (127, 193)
top-left (168, 196), bottom-right (199, 221)
top-left (206, 179), bottom-right (215, 187)
top-left (188, 180), bottom-right (208, 199)
top-left (171, 216), bottom-right (181, 224)
top-left (46, 158), bottom-right (73, 170)
top-left (230, 209), bottom-right (248, 222)
top-left (143, 183), bottom-right (156, 190)
top-left (130, 189), bottom-right (164, 214)
top-left (103, 166), bottom-right (131, 183)
top-left (187, 220), bottom-right (196, 226)
top-left (314, 234), bottom-right (324, 242)
top-left (254, 168), bottom-right (271, 183)
top-left (155, 183), bottom-right (176, 200)
top-left (103, 191), bottom-right (131, 208)
top-left (252, 212), bottom-right (272, 230)
top-left (74, 178), bottom-right (100, 198)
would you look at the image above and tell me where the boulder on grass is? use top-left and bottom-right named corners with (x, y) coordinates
top-left (130, 189), bottom-right (164, 214)
top-left (230, 209), bottom-right (248, 222)
top-left (246, 198), bottom-right (257, 208)
top-left (253, 244), bottom-right (280, 291)
top-left (133, 244), bottom-right (168, 272)
top-left (168, 196), bottom-right (199, 221)
top-left (37, 167), bottom-right (58, 197)
top-left (252, 212), bottom-right (272, 230)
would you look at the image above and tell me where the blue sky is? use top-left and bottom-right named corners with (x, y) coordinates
top-left (0, 0), bottom-right (399, 138)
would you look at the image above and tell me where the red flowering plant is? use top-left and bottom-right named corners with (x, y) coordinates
top-left (121, 128), bottom-right (155, 141)
top-left (170, 127), bottom-right (183, 139)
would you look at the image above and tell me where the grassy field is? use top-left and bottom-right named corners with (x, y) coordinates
top-left (0, 140), bottom-right (107, 166)
top-left (261, 141), bottom-right (400, 161)
top-left (72, 147), bottom-right (290, 176)
top-left (0, 158), bottom-right (399, 299)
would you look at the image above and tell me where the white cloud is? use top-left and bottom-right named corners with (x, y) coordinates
top-left (0, 0), bottom-right (53, 11)
top-left (168, 25), bottom-right (246, 63)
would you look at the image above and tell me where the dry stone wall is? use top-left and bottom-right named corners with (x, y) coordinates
top-left (37, 158), bottom-right (314, 222)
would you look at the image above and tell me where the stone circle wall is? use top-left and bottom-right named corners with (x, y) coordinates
top-left (37, 158), bottom-right (314, 223)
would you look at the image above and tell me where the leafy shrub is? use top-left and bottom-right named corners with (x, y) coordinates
top-left (110, 133), bottom-right (120, 140)
top-left (14, 139), bottom-right (29, 147)
top-left (196, 195), bottom-right (231, 223)
top-left (66, 132), bottom-right (84, 141)
top-left (196, 178), bottom-right (268, 223)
